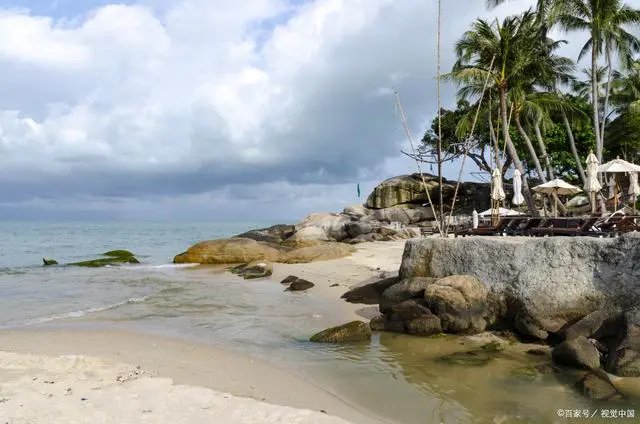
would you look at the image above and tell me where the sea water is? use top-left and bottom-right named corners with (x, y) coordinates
top-left (0, 221), bottom-right (635, 424)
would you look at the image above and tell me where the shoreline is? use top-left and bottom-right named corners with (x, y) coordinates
top-left (0, 328), bottom-right (389, 424)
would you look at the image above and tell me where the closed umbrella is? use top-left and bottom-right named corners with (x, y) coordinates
top-left (584, 151), bottom-right (602, 214)
top-left (629, 172), bottom-right (640, 204)
top-left (512, 169), bottom-right (525, 207)
top-left (532, 178), bottom-right (582, 217)
top-left (491, 168), bottom-right (506, 225)
top-left (608, 176), bottom-right (617, 199)
top-left (472, 209), bottom-right (479, 229)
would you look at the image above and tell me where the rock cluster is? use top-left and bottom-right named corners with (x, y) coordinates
top-left (42, 250), bottom-right (140, 267)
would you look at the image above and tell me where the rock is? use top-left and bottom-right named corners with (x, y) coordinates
top-left (576, 373), bottom-right (623, 401)
top-left (279, 243), bottom-right (355, 264)
top-left (310, 321), bottom-right (372, 343)
top-left (379, 277), bottom-right (437, 313)
top-left (406, 314), bottom-right (442, 336)
top-left (343, 204), bottom-right (369, 218)
top-left (280, 275), bottom-right (299, 285)
top-left (385, 299), bottom-right (432, 323)
top-left (289, 213), bottom-right (351, 242)
top-left (365, 173), bottom-right (491, 213)
top-left (526, 348), bottom-right (549, 357)
top-left (233, 224), bottom-right (295, 244)
top-left (372, 205), bottom-right (434, 225)
top-left (283, 226), bottom-right (332, 245)
top-left (552, 337), bottom-right (601, 370)
top-left (42, 257), bottom-right (58, 266)
top-left (240, 261), bottom-right (273, 280)
top-left (564, 307), bottom-right (623, 341)
top-left (424, 275), bottom-right (489, 334)
top-left (399, 234), bottom-right (640, 334)
top-left (369, 316), bottom-right (386, 331)
top-left (68, 256), bottom-right (140, 267)
top-left (340, 277), bottom-right (399, 305)
top-left (366, 174), bottom-right (438, 209)
top-left (514, 309), bottom-right (550, 340)
top-left (102, 250), bottom-right (135, 258)
top-left (436, 342), bottom-right (504, 366)
top-left (174, 238), bottom-right (283, 264)
top-left (287, 279), bottom-right (315, 291)
top-left (606, 306), bottom-right (640, 377)
top-left (344, 222), bottom-right (373, 238)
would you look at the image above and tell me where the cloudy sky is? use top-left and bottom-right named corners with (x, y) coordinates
top-left (0, 0), bottom-right (607, 221)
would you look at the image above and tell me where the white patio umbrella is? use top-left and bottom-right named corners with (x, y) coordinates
top-left (597, 157), bottom-right (640, 173)
top-left (629, 172), bottom-right (640, 204)
top-left (478, 207), bottom-right (525, 217)
top-left (584, 151), bottom-right (602, 214)
top-left (512, 169), bottom-right (525, 207)
top-left (532, 178), bottom-right (582, 217)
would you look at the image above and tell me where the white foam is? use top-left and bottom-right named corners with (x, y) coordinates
top-left (1, 296), bottom-right (150, 329)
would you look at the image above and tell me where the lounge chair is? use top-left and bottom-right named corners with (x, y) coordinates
top-left (455, 217), bottom-right (514, 237)
top-left (528, 216), bottom-right (605, 237)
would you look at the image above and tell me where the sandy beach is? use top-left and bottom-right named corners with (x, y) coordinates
top-left (0, 242), bottom-right (407, 424)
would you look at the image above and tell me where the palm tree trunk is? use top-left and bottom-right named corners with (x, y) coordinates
top-left (516, 115), bottom-right (567, 215)
top-left (600, 46), bottom-right (613, 149)
top-left (561, 109), bottom-right (586, 185)
top-left (488, 112), bottom-right (501, 168)
top-left (533, 122), bottom-right (554, 180)
top-left (592, 37), bottom-right (602, 164)
top-left (515, 114), bottom-right (546, 181)
top-left (500, 88), bottom-right (538, 216)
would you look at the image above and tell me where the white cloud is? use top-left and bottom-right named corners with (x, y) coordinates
top-left (0, 0), bottom-right (622, 220)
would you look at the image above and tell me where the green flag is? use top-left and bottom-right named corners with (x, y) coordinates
top-left (357, 183), bottom-right (361, 198)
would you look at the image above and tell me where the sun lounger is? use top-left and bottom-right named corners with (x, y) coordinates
top-left (455, 217), bottom-right (514, 237)
top-left (528, 216), bottom-right (605, 237)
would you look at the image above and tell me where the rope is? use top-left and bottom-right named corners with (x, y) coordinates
top-left (444, 56), bottom-right (496, 235)
top-left (394, 91), bottom-right (442, 235)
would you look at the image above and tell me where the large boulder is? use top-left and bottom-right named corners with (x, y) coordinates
top-left (310, 321), bottom-right (372, 343)
top-left (399, 234), bottom-right (640, 333)
top-left (173, 238), bottom-right (282, 264)
top-left (288, 213), bottom-right (351, 242)
top-left (563, 307), bottom-right (622, 341)
top-left (424, 275), bottom-right (489, 334)
top-left (381, 299), bottom-right (443, 336)
top-left (366, 174), bottom-right (439, 209)
top-left (365, 173), bottom-right (491, 213)
top-left (552, 336), bottom-right (601, 370)
top-left (343, 204), bottom-right (369, 218)
top-left (279, 243), bottom-right (355, 264)
top-left (379, 277), bottom-right (437, 313)
top-left (606, 307), bottom-right (640, 377)
top-left (233, 224), bottom-right (295, 244)
top-left (340, 276), bottom-right (399, 305)
top-left (344, 222), bottom-right (374, 239)
top-left (372, 205), bottom-right (434, 225)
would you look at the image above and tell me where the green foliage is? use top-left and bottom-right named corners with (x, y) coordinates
top-left (605, 111), bottom-right (640, 162)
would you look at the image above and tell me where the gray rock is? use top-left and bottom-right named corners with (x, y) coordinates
top-left (287, 279), bottom-right (315, 291)
top-left (576, 373), bottom-right (623, 401)
top-left (514, 309), bottom-right (550, 340)
top-left (424, 275), bottom-right (490, 334)
top-left (280, 275), bottom-right (299, 285)
top-left (552, 337), bottom-right (601, 370)
top-left (340, 277), bottom-right (399, 305)
top-left (43, 257), bottom-right (58, 266)
top-left (343, 204), bottom-right (369, 218)
top-left (344, 222), bottom-right (373, 238)
top-left (564, 307), bottom-right (623, 341)
top-left (406, 313), bottom-right (442, 336)
top-left (606, 306), bottom-right (640, 377)
top-left (399, 234), bottom-right (640, 327)
top-left (372, 206), bottom-right (433, 225)
top-left (233, 224), bottom-right (295, 244)
top-left (310, 321), bottom-right (372, 343)
top-left (369, 316), bottom-right (386, 331)
top-left (379, 277), bottom-right (437, 313)
top-left (385, 299), bottom-right (432, 323)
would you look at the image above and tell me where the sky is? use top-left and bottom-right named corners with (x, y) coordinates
top-left (0, 0), bottom-right (616, 221)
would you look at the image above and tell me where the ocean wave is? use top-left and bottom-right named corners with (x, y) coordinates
top-left (0, 296), bottom-right (150, 329)
top-left (126, 263), bottom-right (200, 271)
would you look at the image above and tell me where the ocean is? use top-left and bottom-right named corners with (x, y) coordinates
top-left (0, 221), bottom-right (632, 424)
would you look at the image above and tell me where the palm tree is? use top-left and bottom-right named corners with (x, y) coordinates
top-left (450, 11), bottom-right (545, 215)
top-left (555, 0), bottom-right (640, 163)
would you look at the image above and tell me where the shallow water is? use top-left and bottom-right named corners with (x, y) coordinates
top-left (0, 221), bottom-right (636, 424)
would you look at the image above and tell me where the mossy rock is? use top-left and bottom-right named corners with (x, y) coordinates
top-left (436, 342), bottom-right (504, 366)
top-left (103, 250), bottom-right (136, 258)
top-left (310, 321), bottom-right (372, 343)
top-left (43, 258), bottom-right (58, 266)
top-left (69, 256), bottom-right (140, 267)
